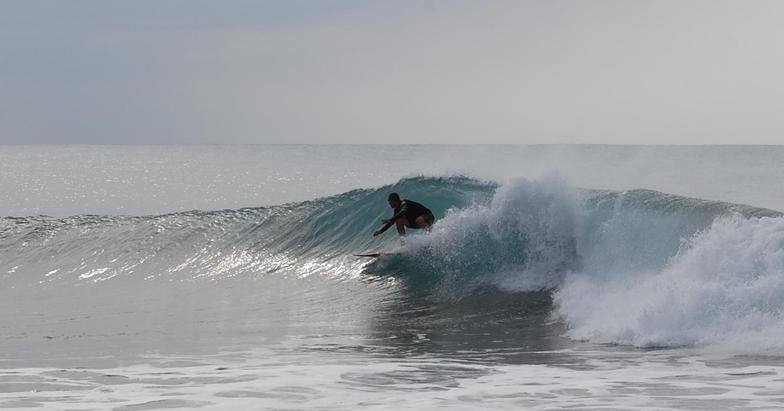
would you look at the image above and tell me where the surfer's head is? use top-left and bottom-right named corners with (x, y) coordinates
top-left (387, 192), bottom-right (401, 208)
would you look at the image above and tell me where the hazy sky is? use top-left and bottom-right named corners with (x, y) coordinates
top-left (2, 0), bottom-right (783, 144)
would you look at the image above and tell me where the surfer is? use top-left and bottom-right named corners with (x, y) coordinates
top-left (373, 193), bottom-right (435, 237)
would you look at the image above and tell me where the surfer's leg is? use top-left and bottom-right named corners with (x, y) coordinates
top-left (396, 218), bottom-right (408, 235)
top-left (415, 214), bottom-right (434, 230)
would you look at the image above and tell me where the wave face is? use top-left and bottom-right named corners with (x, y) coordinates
top-left (2, 175), bottom-right (784, 351)
top-left (0, 176), bottom-right (494, 287)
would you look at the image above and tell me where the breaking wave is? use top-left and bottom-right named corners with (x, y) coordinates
top-left (2, 175), bottom-right (784, 352)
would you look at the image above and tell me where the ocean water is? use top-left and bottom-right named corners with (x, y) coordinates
top-left (2, 145), bottom-right (784, 410)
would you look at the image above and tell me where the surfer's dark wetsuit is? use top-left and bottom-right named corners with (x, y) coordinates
top-left (381, 199), bottom-right (434, 232)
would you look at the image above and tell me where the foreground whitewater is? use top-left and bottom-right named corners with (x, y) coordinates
top-left (2, 145), bottom-right (784, 409)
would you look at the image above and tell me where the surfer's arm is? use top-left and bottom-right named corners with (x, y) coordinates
top-left (374, 206), bottom-right (408, 236)
top-left (374, 225), bottom-right (390, 236)
top-left (374, 218), bottom-right (396, 236)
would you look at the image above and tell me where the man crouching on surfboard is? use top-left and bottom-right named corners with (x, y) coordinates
top-left (373, 193), bottom-right (435, 237)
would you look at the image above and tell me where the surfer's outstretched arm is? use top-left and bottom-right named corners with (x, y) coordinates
top-left (373, 205), bottom-right (409, 237)
top-left (373, 219), bottom-right (394, 237)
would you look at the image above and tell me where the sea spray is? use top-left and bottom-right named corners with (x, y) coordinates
top-left (367, 175), bottom-right (580, 296)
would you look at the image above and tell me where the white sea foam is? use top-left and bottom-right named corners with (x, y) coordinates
top-left (557, 215), bottom-right (784, 351)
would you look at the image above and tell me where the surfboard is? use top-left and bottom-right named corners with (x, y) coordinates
top-left (354, 252), bottom-right (394, 258)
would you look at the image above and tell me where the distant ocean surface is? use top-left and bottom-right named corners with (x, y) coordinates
top-left (2, 145), bottom-right (784, 410)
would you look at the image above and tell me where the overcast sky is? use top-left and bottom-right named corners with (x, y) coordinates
top-left (1, 0), bottom-right (783, 144)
